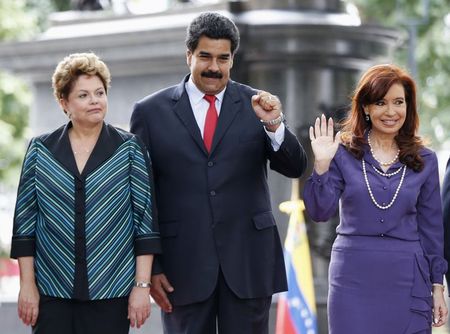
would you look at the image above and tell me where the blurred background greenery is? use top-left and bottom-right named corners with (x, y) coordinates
top-left (352, 0), bottom-right (450, 149)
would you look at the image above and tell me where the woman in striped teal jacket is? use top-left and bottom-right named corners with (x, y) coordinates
top-left (10, 53), bottom-right (161, 334)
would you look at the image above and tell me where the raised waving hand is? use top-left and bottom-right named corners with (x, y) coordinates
top-left (309, 114), bottom-right (341, 175)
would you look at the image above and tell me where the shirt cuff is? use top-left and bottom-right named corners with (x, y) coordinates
top-left (432, 277), bottom-right (444, 285)
top-left (134, 235), bottom-right (162, 256)
top-left (311, 169), bottom-right (330, 185)
top-left (10, 237), bottom-right (35, 259)
top-left (264, 122), bottom-right (285, 152)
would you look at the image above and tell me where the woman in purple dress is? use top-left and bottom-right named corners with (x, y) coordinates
top-left (303, 64), bottom-right (447, 333)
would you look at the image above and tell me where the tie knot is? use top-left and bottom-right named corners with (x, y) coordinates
top-left (204, 95), bottom-right (216, 104)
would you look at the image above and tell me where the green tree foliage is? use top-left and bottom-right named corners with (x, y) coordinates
top-left (0, 1), bottom-right (39, 41)
top-left (351, 0), bottom-right (450, 147)
top-left (0, 73), bottom-right (31, 185)
top-left (50, 0), bottom-right (71, 11)
top-left (0, 1), bottom-right (38, 185)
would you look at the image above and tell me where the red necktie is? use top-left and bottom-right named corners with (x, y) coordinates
top-left (203, 95), bottom-right (218, 153)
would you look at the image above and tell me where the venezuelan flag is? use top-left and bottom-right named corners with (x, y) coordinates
top-left (276, 179), bottom-right (317, 334)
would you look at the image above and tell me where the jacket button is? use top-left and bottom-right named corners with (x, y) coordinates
top-left (210, 190), bottom-right (216, 196)
top-left (380, 219), bottom-right (384, 223)
top-left (207, 161), bottom-right (214, 167)
top-left (380, 233), bottom-right (384, 237)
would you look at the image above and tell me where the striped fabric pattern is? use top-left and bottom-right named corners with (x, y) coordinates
top-left (17, 139), bottom-right (76, 298)
top-left (13, 137), bottom-right (158, 300)
top-left (85, 139), bottom-right (155, 299)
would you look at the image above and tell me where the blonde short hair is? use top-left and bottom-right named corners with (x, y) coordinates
top-left (52, 53), bottom-right (111, 109)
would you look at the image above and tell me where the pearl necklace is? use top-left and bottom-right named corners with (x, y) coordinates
top-left (371, 164), bottom-right (403, 178)
top-left (362, 159), bottom-right (406, 210)
top-left (367, 131), bottom-right (400, 166)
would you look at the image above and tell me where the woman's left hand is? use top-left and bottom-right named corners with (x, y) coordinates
top-left (128, 287), bottom-right (151, 328)
top-left (432, 286), bottom-right (448, 327)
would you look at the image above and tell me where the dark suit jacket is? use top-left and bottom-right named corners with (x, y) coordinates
top-left (443, 158), bottom-right (450, 289)
top-left (130, 75), bottom-right (307, 306)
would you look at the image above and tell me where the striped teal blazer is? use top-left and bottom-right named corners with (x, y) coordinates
top-left (11, 122), bottom-right (161, 300)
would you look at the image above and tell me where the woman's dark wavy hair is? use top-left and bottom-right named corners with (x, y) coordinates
top-left (340, 64), bottom-right (424, 172)
top-left (186, 12), bottom-right (240, 54)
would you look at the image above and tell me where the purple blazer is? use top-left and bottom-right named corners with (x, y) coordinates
top-left (303, 143), bottom-right (447, 284)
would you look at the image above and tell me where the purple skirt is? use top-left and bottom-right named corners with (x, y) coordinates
top-left (328, 235), bottom-right (432, 334)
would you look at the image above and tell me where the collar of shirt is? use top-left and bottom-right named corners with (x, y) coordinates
top-left (185, 76), bottom-right (226, 136)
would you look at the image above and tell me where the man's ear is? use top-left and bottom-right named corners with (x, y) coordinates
top-left (186, 50), bottom-right (192, 67)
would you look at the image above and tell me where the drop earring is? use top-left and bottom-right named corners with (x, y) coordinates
top-left (365, 113), bottom-right (370, 122)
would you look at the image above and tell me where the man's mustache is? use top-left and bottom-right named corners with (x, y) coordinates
top-left (201, 71), bottom-right (223, 79)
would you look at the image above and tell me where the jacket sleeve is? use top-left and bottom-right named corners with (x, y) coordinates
top-left (302, 147), bottom-right (344, 222)
top-left (130, 137), bottom-right (161, 256)
top-left (130, 103), bottom-right (164, 275)
top-left (417, 153), bottom-right (447, 285)
top-left (10, 139), bottom-right (38, 259)
top-left (267, 125), bottom-right (307, 178)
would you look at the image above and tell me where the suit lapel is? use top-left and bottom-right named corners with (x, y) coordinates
top-left (210, 81), bottom-right (241, 154)
top-left (172, 76), bottom-right (208, 155)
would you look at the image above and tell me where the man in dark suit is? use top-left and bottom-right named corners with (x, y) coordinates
top-left (443, 158), bottom-right (450, 289)
top-left (130, 12), bottom-right (307, 334)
